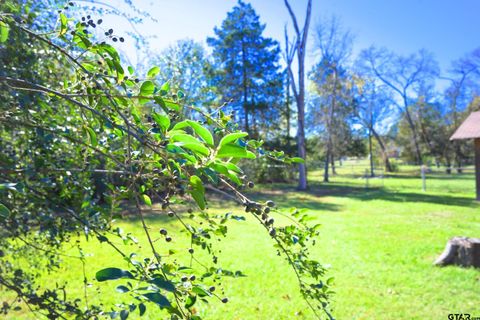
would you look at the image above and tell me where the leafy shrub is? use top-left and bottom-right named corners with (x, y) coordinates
top-left (0, 3), bottom-right (332, 320)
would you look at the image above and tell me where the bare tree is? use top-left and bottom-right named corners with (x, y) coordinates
top-left (310, 16), bottom-right (353, 182)
top-left (283, 26), bottom-right (292, 146)
top-left (442, 49), bottom-right (479, 169)
top-left (358, 47), bottom-right (439, 165)
top-left (353, 77), bottom-right (395, 174)
top-left (284, 0), bottom-right (312, 190)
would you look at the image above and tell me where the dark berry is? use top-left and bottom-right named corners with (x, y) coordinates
top-left (209, 286), bottom-right (215, 292)
top-left (189, 275), bottom-right (196, 281)
top-left (221, 298), bottom-right (228, 303)
top-left (188, 248), bottom-right (194, 254)
top-left (247, 181), bottom-right (255, 188)
top-left (159, 229), bottom-right (167, 235)
top-left (119, 37), bottom-right (124, 42)
top-left (269, 228), bottom-right (276, 237)
top-left (181, 276), bottom-right (188, 282)
top-left (165, 236), bottom-right (172, 242)
top-left (97, 19), bottom-right (103, 24)
top-left (167, 211), bottom-right (174, 217)
top-left (112, 37), bottom-right (118, 42)
top-left (266, 200), bottom-right (275, 208)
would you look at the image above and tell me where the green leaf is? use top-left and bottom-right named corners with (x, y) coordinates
top-left (164, 100), bottom-right (180, 111)
top-left (139, 303), bottom-right (146, 316)
top-left (216, 144), bottom-right (255, 159)
top-left (160, 81), bottom-right (170, 95)
top-left (85, 127), bottom-right (98, 147)
top-left (187, 121), bottom-right (214, 146)
top-left (59, 13), bottom-right (68, 36)
top-left (210, 163), bottom-right (228, 175)
top-left (151, 112), bottom-right (170, 132)
top-left (0, 21), bottom-right (10, 43)
top-left (185, 295), bottom-right (197, 309)
top-left (149, 277), bottom-right (175, 292)
top-left (120, 310), bottom-right (129, 320)
top-left (147, 66), bottom-right (160, 78)
top-left (166, 144), bottom-right (198, 164)
top-left (116, 285), bottom-right (130, 293)
top-left (142, 194), bottom-right (152, 206)
top-left (226, 171), bottom-right (242, 186)
top-left (192, 285), bottom-right (211, 297)
top-left (154, 96), bottom-right (167, 112)
top-left (223, 162), bottom-right (242, 173)
top-left (171, 121), bottom-right (189, 131)
top-left (175, 143), bottom-right (209, 157)
top-left (73, 31), bottom-right (91, 49)
top-left (289, 157), bottom-right (305, 163)
top-left (0, 183), bottom-right (18, 192)
top-left (112, 59), bottom-right (125, 82)
top-left (218, 132), bottom-right (248, 147)
top-left (189, 175), bottom-right (206, 210)
top-left (96, 268), bottom-right (134, 282)
top-left (170, 133), bottom-right (202, 145)
top-left (143, 292), bottom-right (171, 308)
top-left (0, 203), bottom-right (10, 220)
top-left (128, 66), bottom-right (134, 75)
top-left (139, 81), bottom-right (155, 104)
top-left (170, 134), bottom-right (209, 156)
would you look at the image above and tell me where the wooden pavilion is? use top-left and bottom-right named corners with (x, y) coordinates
top-left (450, 111), bottom-right (480, 201)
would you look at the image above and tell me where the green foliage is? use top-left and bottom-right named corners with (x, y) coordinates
top-left (207, 0), bottom-right (284, 136)
top-left (0, 20), bottom-right (9, 42)
top-left (0, 3), bottom-right (331, 320)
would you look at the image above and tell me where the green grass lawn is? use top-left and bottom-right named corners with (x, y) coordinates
top-left (3, 161), bottom-right (480, 319)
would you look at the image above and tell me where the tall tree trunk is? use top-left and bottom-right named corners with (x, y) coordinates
top-left (324, 148), bottom-right (330, 182)
top-left (403, 97), bottom-right (422, 165)
top-left (241, 39), bottom-right (249, 133)
top-left (296, 92), bottom-right (307, 189)
top-left (369, 128), bottom-right (375, 177)
top-left (286, 72), bottom-right (291, 147)
top-left (330, 152), bottom-right (336, 175)
top-left (371, 127), bottom-right (392, 173)
top-left (284, 0), bottom-right (312, 191)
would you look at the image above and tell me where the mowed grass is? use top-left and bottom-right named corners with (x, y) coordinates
top-left (3, 161), bottom-right (480, 319)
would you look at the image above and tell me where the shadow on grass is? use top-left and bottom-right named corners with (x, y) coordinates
top-left (254, 181), bottom-right (479, 209)
top-left (119, 176), bottom-right (478, 223)
top-left (384, 173), bottom-right (475, 181)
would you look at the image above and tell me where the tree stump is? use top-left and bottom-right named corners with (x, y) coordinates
top-left (434, 237), bottom-right (480, 268)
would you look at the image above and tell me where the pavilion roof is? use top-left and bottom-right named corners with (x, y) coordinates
top-left (450, 111), bottom-right (480, 140)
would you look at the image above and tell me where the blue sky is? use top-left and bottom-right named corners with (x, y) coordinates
top-left (103, 0), bottom-right (480, 76)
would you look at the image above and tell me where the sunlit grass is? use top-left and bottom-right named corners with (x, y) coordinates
top-left (3, 161), bottom-right (480, 319)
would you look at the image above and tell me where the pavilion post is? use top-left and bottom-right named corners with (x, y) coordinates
top-left (450, 111), bottom-right (480, 201)
top-left (475, 138), bottom-right (480, 201)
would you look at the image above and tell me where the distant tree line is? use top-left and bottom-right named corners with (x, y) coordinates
top-left (149, 0), bottom-right (480, 185)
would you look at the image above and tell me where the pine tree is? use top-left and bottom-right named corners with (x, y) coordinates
top-left (207, 0), bottom-right (283, 136)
